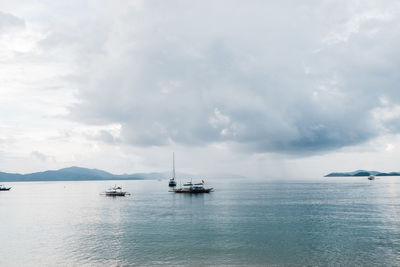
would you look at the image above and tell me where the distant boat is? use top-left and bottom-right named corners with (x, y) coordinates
top-left (172, 180), bottom-right (213, 194)
top-left (0, 185), bottom-right (11, 191)
top-left (168, 152), bottom-right (177, 187)
top-left (368, 175), bottom-right (375, 180)
top-left (102, 185), bottom-right (130, 196)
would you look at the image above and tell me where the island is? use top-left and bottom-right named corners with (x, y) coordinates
top-left (325, 170), bottom-right (400, 177)
top-left (0, 166), bottom-right (168, 182)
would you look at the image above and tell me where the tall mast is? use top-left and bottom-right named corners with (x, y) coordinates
top-left (172, 152), bottom-right (175, 180)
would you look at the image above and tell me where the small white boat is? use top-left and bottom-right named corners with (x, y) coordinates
top-left (172, 180), bottom-right (213, 194)
top-left (101, 186), bottom-right (130, 196)
top-left (368, 175), bottom-right (375, 180)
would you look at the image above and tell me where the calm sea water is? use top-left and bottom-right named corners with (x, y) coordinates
top-left (1, 178), bottom-right (400, 266)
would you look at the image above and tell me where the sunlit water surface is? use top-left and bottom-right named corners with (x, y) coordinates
top-left (1, 178), bottom-right (400, 266)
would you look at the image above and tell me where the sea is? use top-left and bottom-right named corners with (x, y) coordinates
top-left (1, 177), bottom-right (400, 266)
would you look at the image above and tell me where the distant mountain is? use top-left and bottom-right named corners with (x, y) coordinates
top-left (376, 172), bottom-right (400, 176)
top-left (0, 166), bottom-right (168, 182)
top-left (325, 170), bottom-right (400, 177)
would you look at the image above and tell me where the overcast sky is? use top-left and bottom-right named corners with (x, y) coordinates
top-left (1, 0), bottom-right (400, 178)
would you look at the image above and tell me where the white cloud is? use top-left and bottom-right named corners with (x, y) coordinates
top-left (209, 108), bottom-right (230, 128)
top-left (322, 10), bottom-right (393, 44)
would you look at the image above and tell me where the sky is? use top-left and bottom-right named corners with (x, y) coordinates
top-left (1, 0), bottom-right (400, 179)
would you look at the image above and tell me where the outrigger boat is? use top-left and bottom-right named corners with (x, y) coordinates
top-left (168, 152), bottom-right (177, 187)
top-left (172, 180), bottom-right (213, 194)
top-left (0, 185), bottom-right (11, 191)
top-left (101, 186), bottom-right (130, 196)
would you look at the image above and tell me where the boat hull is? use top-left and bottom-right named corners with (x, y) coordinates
top-left (104, 192), bottom-right (127, 196)
top-left (0, 188), bottom-right (11, 191)
top-left (173, 188), bottom-right (213, 193)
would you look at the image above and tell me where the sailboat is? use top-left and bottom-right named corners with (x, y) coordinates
top-left (168, 152), bottom-right (177, 187)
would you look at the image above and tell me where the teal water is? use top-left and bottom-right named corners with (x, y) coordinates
top-left (1, 178), bottom-right (400, 266)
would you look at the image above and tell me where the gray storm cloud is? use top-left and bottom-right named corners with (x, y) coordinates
top-left (0, 11), bottom-right (25, 31)
top-left (44, 0), bottom-right (400, 154)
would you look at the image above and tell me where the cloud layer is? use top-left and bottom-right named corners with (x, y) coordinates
top-left (48, 0), bottom-right (399, 154)
top-left (2, 1), bottom-right (400, 176)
